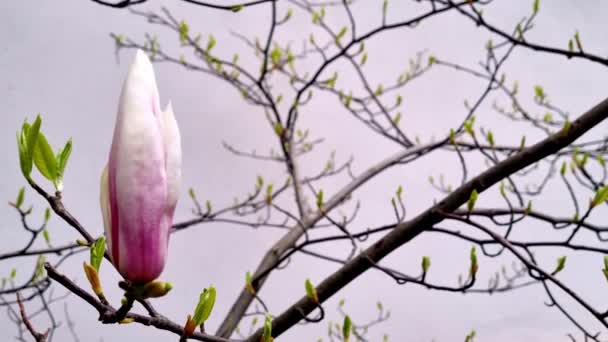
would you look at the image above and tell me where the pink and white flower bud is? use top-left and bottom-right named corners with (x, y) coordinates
top-left (100, 50), bottom-right (182, 284)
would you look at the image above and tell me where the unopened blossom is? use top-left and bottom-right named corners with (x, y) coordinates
top-left (100, 50), bottom-right (181, 284)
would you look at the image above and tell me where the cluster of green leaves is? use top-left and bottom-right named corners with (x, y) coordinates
top-left (17, 115), bottom-right (72, 191)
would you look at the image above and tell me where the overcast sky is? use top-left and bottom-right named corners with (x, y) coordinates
top-left (2, 1), bottom-right (608, 341)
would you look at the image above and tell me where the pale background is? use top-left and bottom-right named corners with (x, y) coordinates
top-left (2, 1), bottom-right (608, 341)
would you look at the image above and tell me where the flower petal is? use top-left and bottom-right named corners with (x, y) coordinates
top-left (99, 164), bottom-right (112, 259)
top-left (161, 101), bottom-right (182, 216)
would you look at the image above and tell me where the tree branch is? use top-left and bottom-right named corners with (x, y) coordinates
top-left (247, 96), bottom-right (608, 340)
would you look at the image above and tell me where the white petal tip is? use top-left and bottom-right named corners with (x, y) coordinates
top-left (132, 49), bottom-right (154, 72)
top-left (164, 101), bottom-right (174, 114)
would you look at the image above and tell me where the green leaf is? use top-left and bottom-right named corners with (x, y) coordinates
top-left (274, 122), bottom-right (283, 136)
top-left (179, 21), bottom-right (189, 44)
top-left (374, 84), bottom-right (384, 96)
top-left (467, 189), bottom-right (479, 212)
top-left (33, 131), bottom-right (58, 184)
top-left (15, 187), bottom-right (25, 208)
top-left (396, 185), bottom-right (403, 199)
top-left (449, 129), bottom-right (456, 144)
top-left (581, 152), bottom-right (589, 167)
top-left (230, 4), bottom-right (244, 12)
top-left (534, 85), bottom-right (544, 100)
top-left (592, 186), bottom-right (608, 207)
top-left (562, 119), bottom-right (571, 134)
top-left (360, 52), bottom-right (368, 66)
top-left (57, 138), bottom-right (72, 178)
top-left (206, 35), bottom-right (216, 52)
top-left (532, 0), bottom-right (539, 14)
top-left (311, 6), bottom-right (325, 24)
top-left (42, 229), bottom-right (51, 244)
top-left (344, 92), bottom-right (352, 108)
top-left (44, 207), bottom-right (51, 223)
top-left (188, 187), bottom-right (197, 200)
top-left (305, 278), bottom-right (318, 302)
top-left (142, 281), bottom-right (173, 298)
top-left (335, 26), bottom-right (347, 43)
top-left (464, 116), bottom-right (475, 136)
top-left (324, 72), bottom-right (338, 88)
top-left (90, 237), bottom-right (106, 272)
top-left (265, 184), bottom-right (274, 204)
top-left (271, 47), bottom-right (282, 65)
top-left (17, 131), bottom-right (29, 179)
top-left (316, 190), bottom-right (324, 209)
top-left (465, 330), bottom-right (477, 342)
top-left (113, 34), bottom-right (124, 45)
top-left (33, 255), bottom-right (45, 282)
top-left (245, 271), bottom-right (255, 294)
top-left (598, 154), bottom-right (606, 167)
top-left (18, 116), bottom-right (42, 179)
top-left (470, 246), bottom-right (478, 276)
top-left (263, 313), bottom-right (273, 342)
top-left (553, 256), bottom-right (566, 274)
top-left (515, 23), bottom-right (523, 38)
top-left (391, 112), bottom-right (401, 125)
top-left (27, 116), bottom-right (42, 160)
top-left (524, 200), bottom-right (532, 215)
top-left (485, 39), bottom-right (493, 50)
top-left (192, 286), bottom-right (216, 325)
top-left (342, 315), bottom-right (352, 341)
top-left (574, 31), bottom-right (582, 51)
top-left (205, 200), bottom-right (212, 212)
top-left (10, 268), bottom-right (16, 279)
top-left (421, 256), bottom-right (431, 273)
top-left (485, 131), bottom-right (494, 146)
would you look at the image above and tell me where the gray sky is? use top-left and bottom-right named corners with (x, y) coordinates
top-left (2, 1), bottom-right (608, 341)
